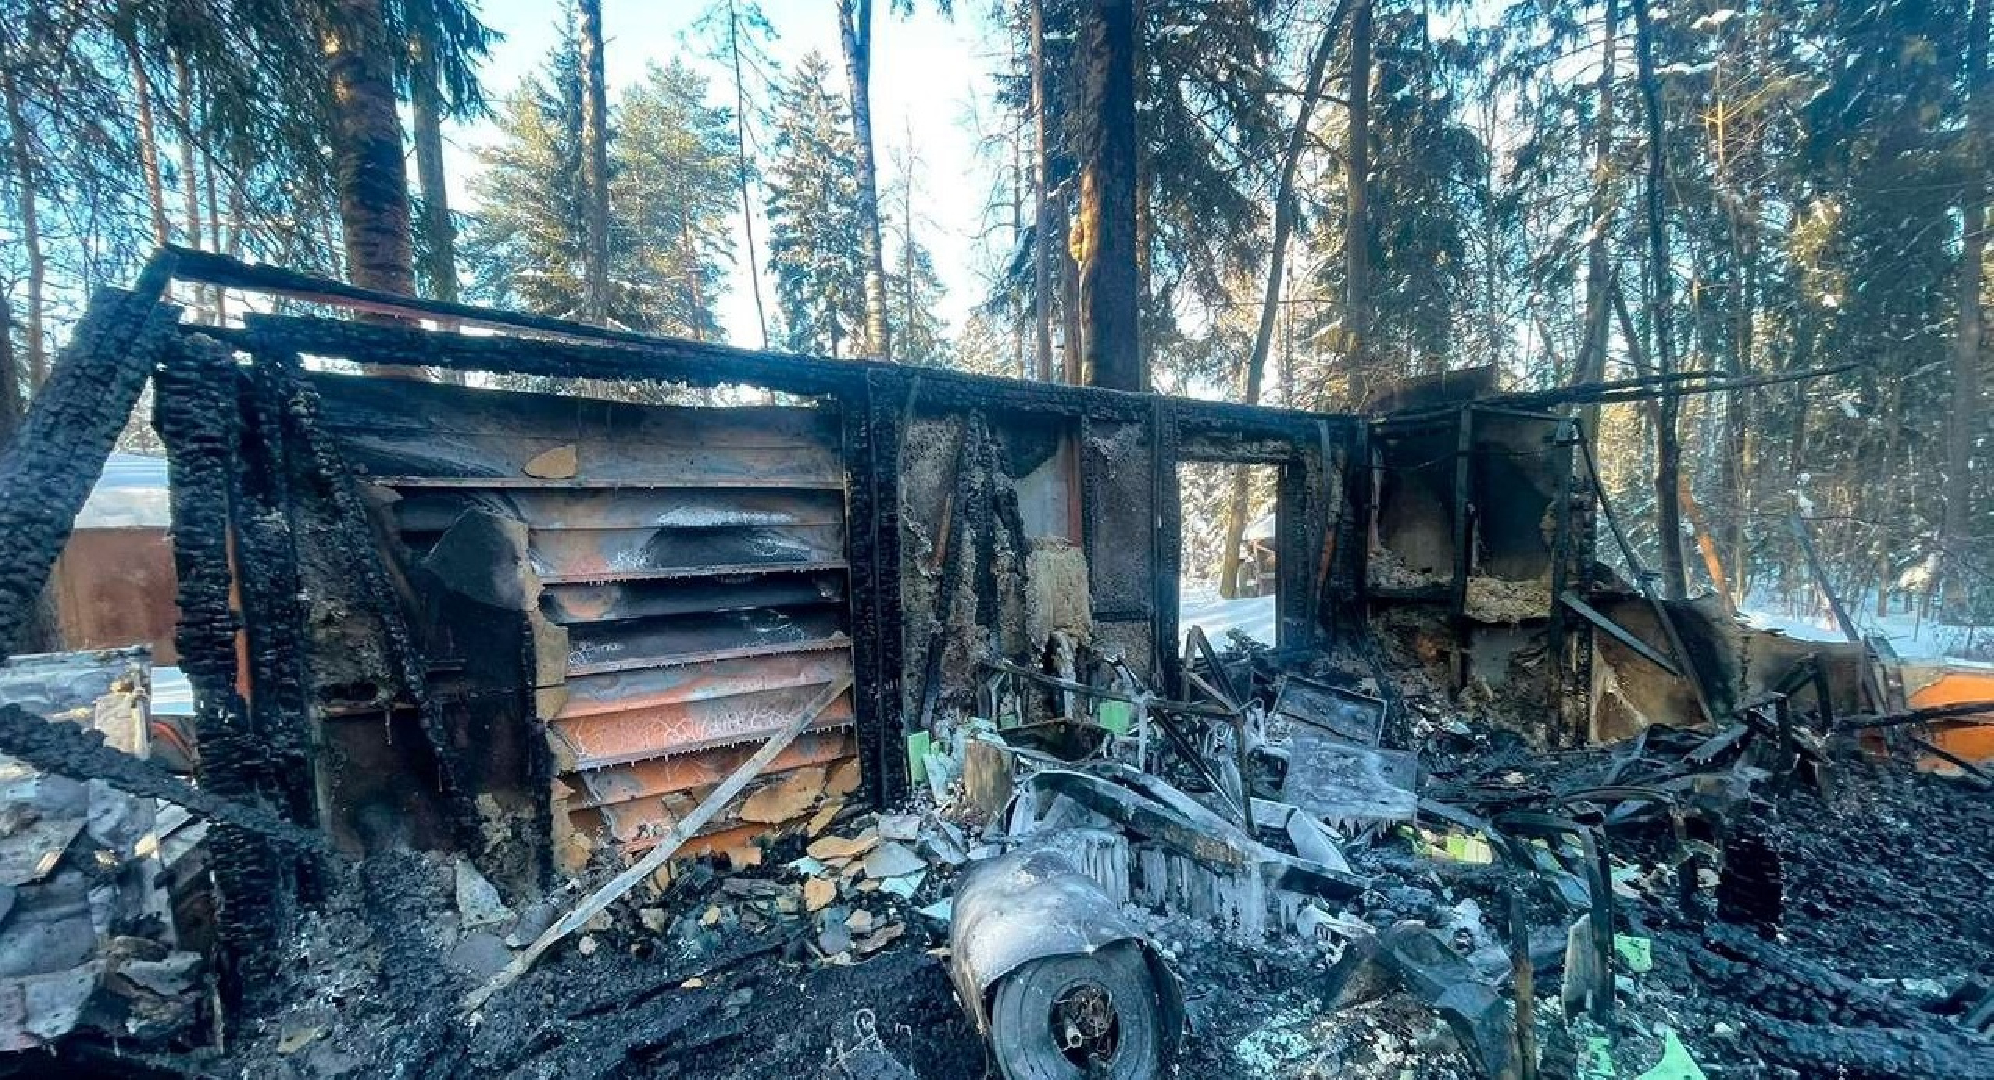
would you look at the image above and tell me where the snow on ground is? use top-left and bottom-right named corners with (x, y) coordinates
top-left (1179, 578), bottom-right (1277, 647)
top-left (1739, 591), bottom-right (1994, 665)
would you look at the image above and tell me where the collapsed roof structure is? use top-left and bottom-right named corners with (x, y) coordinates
top-left (0, 249), bottom-right (1988, 1078)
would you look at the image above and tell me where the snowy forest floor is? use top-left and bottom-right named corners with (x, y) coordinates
top-left (1179, 578), bottom-right (1279, 648)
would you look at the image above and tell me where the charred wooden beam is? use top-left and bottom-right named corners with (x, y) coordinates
top-left (0, 268), bottom-right (177, 654)
top-left (155, 333), bottom-right (302, 1010)
top-left (1576, 424), bottom-right (1717, 726)
top-left (1560, 591), bottom-right (1682, 677)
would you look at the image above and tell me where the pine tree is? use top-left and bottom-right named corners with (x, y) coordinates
top-left (764, 52), bottom-right (866, 356)
top-left (614, 60), bottom-right (737, 338)
top-left (463, 32), bottom-right (589, 318)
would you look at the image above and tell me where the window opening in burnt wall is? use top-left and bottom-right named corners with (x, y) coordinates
top-left (1176, 462), bottom-right (1279, 649)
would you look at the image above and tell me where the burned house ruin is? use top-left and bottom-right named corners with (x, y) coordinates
top-left (1, 249), bottom-right (1989, 1079)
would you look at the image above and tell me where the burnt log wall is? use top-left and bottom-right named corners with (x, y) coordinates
top-left (167, 282), bottom-right (1365, 823)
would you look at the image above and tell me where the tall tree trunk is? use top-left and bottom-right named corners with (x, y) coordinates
top-left (578, 0), bottom-right (611, 324)
top-left (1576, 0), bottom-right (1618, 396)
top-left (681, 221), bottom-right (706, 340)
top-left (1075, 0), bottom-right (1142, 390)
top-left (411, 32), bottom-right (458, 305)
top-left (0, 291), bottom-right (20, 442)
top-left (1874, 382), bottom-right (1902, 619)
top-left (204, 146), bottom-right (229, 323)
top-left (123, 32), bottom-right (170, 248)
top-left (1060, 196), bottom-right (1083, 383)
top-left (902, 127), bottom-right (917, 358)
top-left (837, 0), bottom-right (892, 358)
top-left (728, 0), bottom-right (770, 349)
top-left (1945, 0), bottom-right (1990, 615)
top-left (0, 66), bottom-right (44, 387)
top-left (1632, 0), bottom-right (1690, 600)
top-left (172, 53), bottom-right (211, 322)
top-left (1344, 0), bottom-right (1374, 366)
top-left (1031, 0), bottom-right (1054, 381)
top-left (1221, 13), bottom-right (1340, 599)
top-left (325, 0), bottom-right (416, 297)
top-left (1709, 19), bottom-right (1757, 612)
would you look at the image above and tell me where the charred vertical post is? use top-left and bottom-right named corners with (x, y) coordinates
top-left (234, 359), bottom-right (324, 843)
top-left (156, 333), bottom-right (295, 1013)
top-left (1449, 407), bottom-right (1475, 689)
top-left (847, 372), bottom-right (909, 806)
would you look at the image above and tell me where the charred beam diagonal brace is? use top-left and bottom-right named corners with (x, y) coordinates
top-left (1575, 422), bottom-right (1716, 727)
top-left (1560, 591), bottom-right (1682, 677)
top-left (0, 259), bottom-right (178, 654)
top-left (263, 353), bottom-right (486, 853)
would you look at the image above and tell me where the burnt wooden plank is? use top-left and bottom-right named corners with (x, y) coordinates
top-left (370, 476), bottom-right (845, 490)
top-left (537, 559), bottom-right (848, 587)
top-left (565, 609), bottom-right (849, 674)
top-left (568, 731), bottom-right (855, 808)
top-left (548, 682), bottom-right (856, 771)
top-left (309, 371), bottom-right (839, 448)
top-left (542, 573), bottom-right (846, 625)
top-left (389, 487), bottom-right (846, 532)
top-left (561, 646), bottom-right (854, 716)
top-left (334, 430), bottom-right (840, 487)
top-left (0, 278), bottom-right (178, 653)
top-left (509, 523), bottom-right (846, 579)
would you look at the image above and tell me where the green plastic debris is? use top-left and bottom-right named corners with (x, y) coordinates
top-left (1635, 1029), bottom-right (1707, 1080)
top-left (1096, 699), bottom-right (1134, 735)
top-left (906, 731), bottom-right (932, 784)
top-left (1579, 1035), bottom-right (1617, 1079)
top-left (1615, 934), bottom-right (1654, 973)
top-left (1444, 833), bottom-right (1494, 864)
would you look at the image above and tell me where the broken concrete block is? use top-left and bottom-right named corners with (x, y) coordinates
top-left (877, 813), bottom-right (921, 841)
top-left (861, 841), bottom-right (925, 880)
top-left (741, 767), bottom-right (828, 825)
top-left (807, 800), bottom-right (844, 837)
top-left (808, 832), bottom-right (879, 862)
top-left (804, 877), bottom-right (837, 913)
top-left (522, 444), bottom-right (578, 479)
top-left (455, 859), bottom-right (513, 931)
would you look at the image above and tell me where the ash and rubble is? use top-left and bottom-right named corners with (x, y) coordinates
top-left (108, 639), bottom-right (1990, 1079)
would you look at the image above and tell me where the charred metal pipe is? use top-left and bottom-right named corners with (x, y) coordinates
top-left (950, 848), bottom-right (1183, 1079)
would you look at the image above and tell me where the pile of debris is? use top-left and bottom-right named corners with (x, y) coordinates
top-left (0, 651), bottom-right (212, 1065)
top-left (7, 646), bottom-right (1993, 1080)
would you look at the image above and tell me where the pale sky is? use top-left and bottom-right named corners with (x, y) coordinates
top-left (442, 0), bottom-right (1001, 346)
